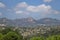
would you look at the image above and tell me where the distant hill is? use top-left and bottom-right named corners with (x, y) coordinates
top-left (0, 17), bottom-right (60, 27)
top-left (13, 17), bottom-right (36, 26)
top-left (37, 18), bottom-right (60, 25)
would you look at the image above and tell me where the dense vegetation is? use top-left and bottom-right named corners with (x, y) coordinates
top-left (0, 26), bottom-right (60, 40)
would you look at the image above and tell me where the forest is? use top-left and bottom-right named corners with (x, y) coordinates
top-left (0, 26), bottom-right (60, 40)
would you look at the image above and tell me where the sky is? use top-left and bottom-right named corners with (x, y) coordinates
top-left (0, 0), bottom-right (60, 19)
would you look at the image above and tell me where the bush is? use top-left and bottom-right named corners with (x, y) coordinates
top-left (30, 37), bottom-right (44, 40)
top-left (1, 32), bottom-right (23, 40)
top-left (0, 33), bottom-right (3, 40)
top-left (47, 35), bottom-right (60, 40)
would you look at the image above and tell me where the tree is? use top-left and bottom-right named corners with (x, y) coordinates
top-left (0, 33), bottom-right (3, 40)
top-left (47, 35), bottom-right (60, 40)
top-left (30, 37), bottom-right (44, 40)
top-left (1, 32), bottom-right (23, 40)
top-left (1, 27), bottom-right (13, 35)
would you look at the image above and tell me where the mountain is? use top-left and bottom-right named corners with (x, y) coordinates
top-left (14, 17), bottom-right (36, 26)
top-left (0, 17), bottom-right (60, 27)
top-left (37, 18), bottom-right (60, 25)
top-left (0, 18), bottom-right (15, 26)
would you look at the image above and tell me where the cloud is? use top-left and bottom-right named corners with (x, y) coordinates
top-left (16, 11), bottom-right (23, 14)
top-left (26, 4), bottom-right (51, 13)
top-left (16, 2), bottom-right (27, 8)
top-left (54, 11), bottom-right (60, 14)
top-left (15, 10), bottom-right (30, 15)
top-left (26, 6), bottom-right (39, 12)
top-left (43, 0), bottom-right (52, 2)
top-left (14, 2), bottom-right (28, 11)
top-left (15, 2), bottom-right (52, 14)
top-left (52, 10), bottom-right (60, 14)
top-left (0, 2), bottom-right (6, 8)
top-left (0, 12), bottom-right (2, 16)
top-left (14, 2), bottom-right (60, 17)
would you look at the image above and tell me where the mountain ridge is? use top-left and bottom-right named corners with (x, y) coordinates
top-left (0, 17), bottom-right (60, 26)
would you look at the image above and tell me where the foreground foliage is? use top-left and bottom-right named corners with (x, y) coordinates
top-left (0, 26), bottom-right (60, 40)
